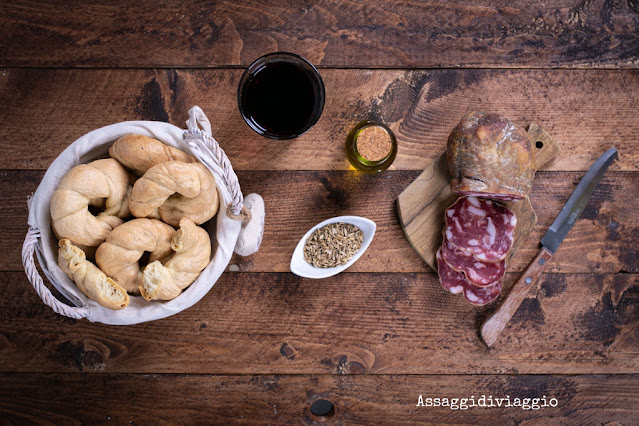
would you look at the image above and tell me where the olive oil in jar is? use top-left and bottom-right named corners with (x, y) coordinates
top-left (345, 121), bottom-right (397, 173)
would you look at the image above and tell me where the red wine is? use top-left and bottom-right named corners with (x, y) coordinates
top-left (239, 54), bottom-right (324, 139)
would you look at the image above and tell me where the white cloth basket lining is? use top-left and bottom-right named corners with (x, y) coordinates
top-left (22, 106), bottom-right (248, 325)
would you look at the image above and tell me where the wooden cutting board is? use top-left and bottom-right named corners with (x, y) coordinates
top-left (397, 124), bottom-right (560, 271)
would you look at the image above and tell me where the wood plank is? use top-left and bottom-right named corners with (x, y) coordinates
top-left (1, 373), bottom-right (638, 424)
top-left (2, 1), bottom-right (639, 68)
top-left (1, 68), bottom-right (639, 171)
top-left (2, 170), bottom-right (638, 274)
top-left (1, 271), bottom-right (637, 374)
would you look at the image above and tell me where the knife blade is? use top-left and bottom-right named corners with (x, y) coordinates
top-left (481, 148), bottom-right (618, 347)
top-left (540, 148), bottom-right (618, 253)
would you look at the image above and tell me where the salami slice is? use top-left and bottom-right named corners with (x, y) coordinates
top-left (435, 248), bottom-right (465, 294)
top-left (437, 247), bottom-right (502, 305)
top-left (463, 280), bottom-right (501, 306)
top-left (440, 237), bottom-right (505, 286)
top-left (444, 196), bottom-right (516, 262)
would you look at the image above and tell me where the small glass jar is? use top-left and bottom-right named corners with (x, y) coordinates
top-left (345, 121), bottom-right (397, 173)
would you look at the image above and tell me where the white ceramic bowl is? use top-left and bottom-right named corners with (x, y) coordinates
top-left (290, 216), bottom-right (376, 279)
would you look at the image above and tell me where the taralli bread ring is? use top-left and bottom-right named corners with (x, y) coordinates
top-left (129, 161), bottom-right (219, 227)
top-left (140, 218), bottom-right (211, 301)
top-left (50, 158), bottom-right (131, 247)
top-left (58, 239), bottom-right (129, 310)
top-left (109, 134), bottom-right (196, 175)
top-left (95, 218), bottom-right (176, 294)
top-left (52, 227), bottom-right (100, 260)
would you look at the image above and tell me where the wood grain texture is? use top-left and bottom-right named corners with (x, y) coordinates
top-left (2, 0), bottom-right (639, 68)
top-left (1, 68), bottom-right (638, 171)
top-left (2, 271), bottom-right (637, 374)
top-left (1, 373), bottom-right (638, 424)
top-left (3, 2), bottom-right (637, 420)
top-left (2, 170), bottom-right (638, 274)
top-left (482, 247), bottom-right (554, 347)
top-left (526, 124), bottom-right (562, 168)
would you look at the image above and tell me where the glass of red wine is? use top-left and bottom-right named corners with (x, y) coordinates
top-left (238, 52), bottom-right (325, 140)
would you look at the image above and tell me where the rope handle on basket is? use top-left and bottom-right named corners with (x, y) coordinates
top-left (184, 106), bottom-right (244, 218)
top-left (22, 228), bottom-right (89, 319)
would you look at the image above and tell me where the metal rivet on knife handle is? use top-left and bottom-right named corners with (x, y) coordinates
top-left (481, 248), bottom-right (553, 347)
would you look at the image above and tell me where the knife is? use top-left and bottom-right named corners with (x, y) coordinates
top-left (480, 148), bottom-right (618, 347)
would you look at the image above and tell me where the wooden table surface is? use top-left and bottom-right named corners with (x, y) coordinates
top-left (1, 1), bottom-right (639, 424)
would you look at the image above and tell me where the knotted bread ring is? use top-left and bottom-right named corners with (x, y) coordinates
top-left (129, 161), bottom-right (219, 227)
top-left (58, 239), bottom-right (129, 310)
top-left (95, 218), bottom-right (176, 294)
top-left (109, 134), bottom-right (196, 175)
top-left (140, 217), bottom-right (211, 301)
top-left (50, 159), bottom-right (131, 247)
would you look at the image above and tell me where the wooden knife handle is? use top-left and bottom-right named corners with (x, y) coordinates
top-left (481, 247), bottom-right (553, 347)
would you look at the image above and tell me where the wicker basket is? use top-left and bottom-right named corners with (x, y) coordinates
top-left (22, 106), bottom-right (264, 325)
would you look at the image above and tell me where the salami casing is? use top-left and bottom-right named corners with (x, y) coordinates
top-left (447, 111), bottom-right (535, 201)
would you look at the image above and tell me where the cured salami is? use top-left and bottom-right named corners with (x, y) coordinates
top-left (435, 248), bottom-right (465, 295)
top-left (437, 248), bottom-right (502, 305)
top-left (447, 111), bottom-right (535, 201)
top-left (453, 191), bottom-right (521, 202)
top-left (444, 196), bottom-right (516, 262)
top-left (463, 280), bottom-right (501, 306)
top-left (440, 237), bottom-right (505, 286)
